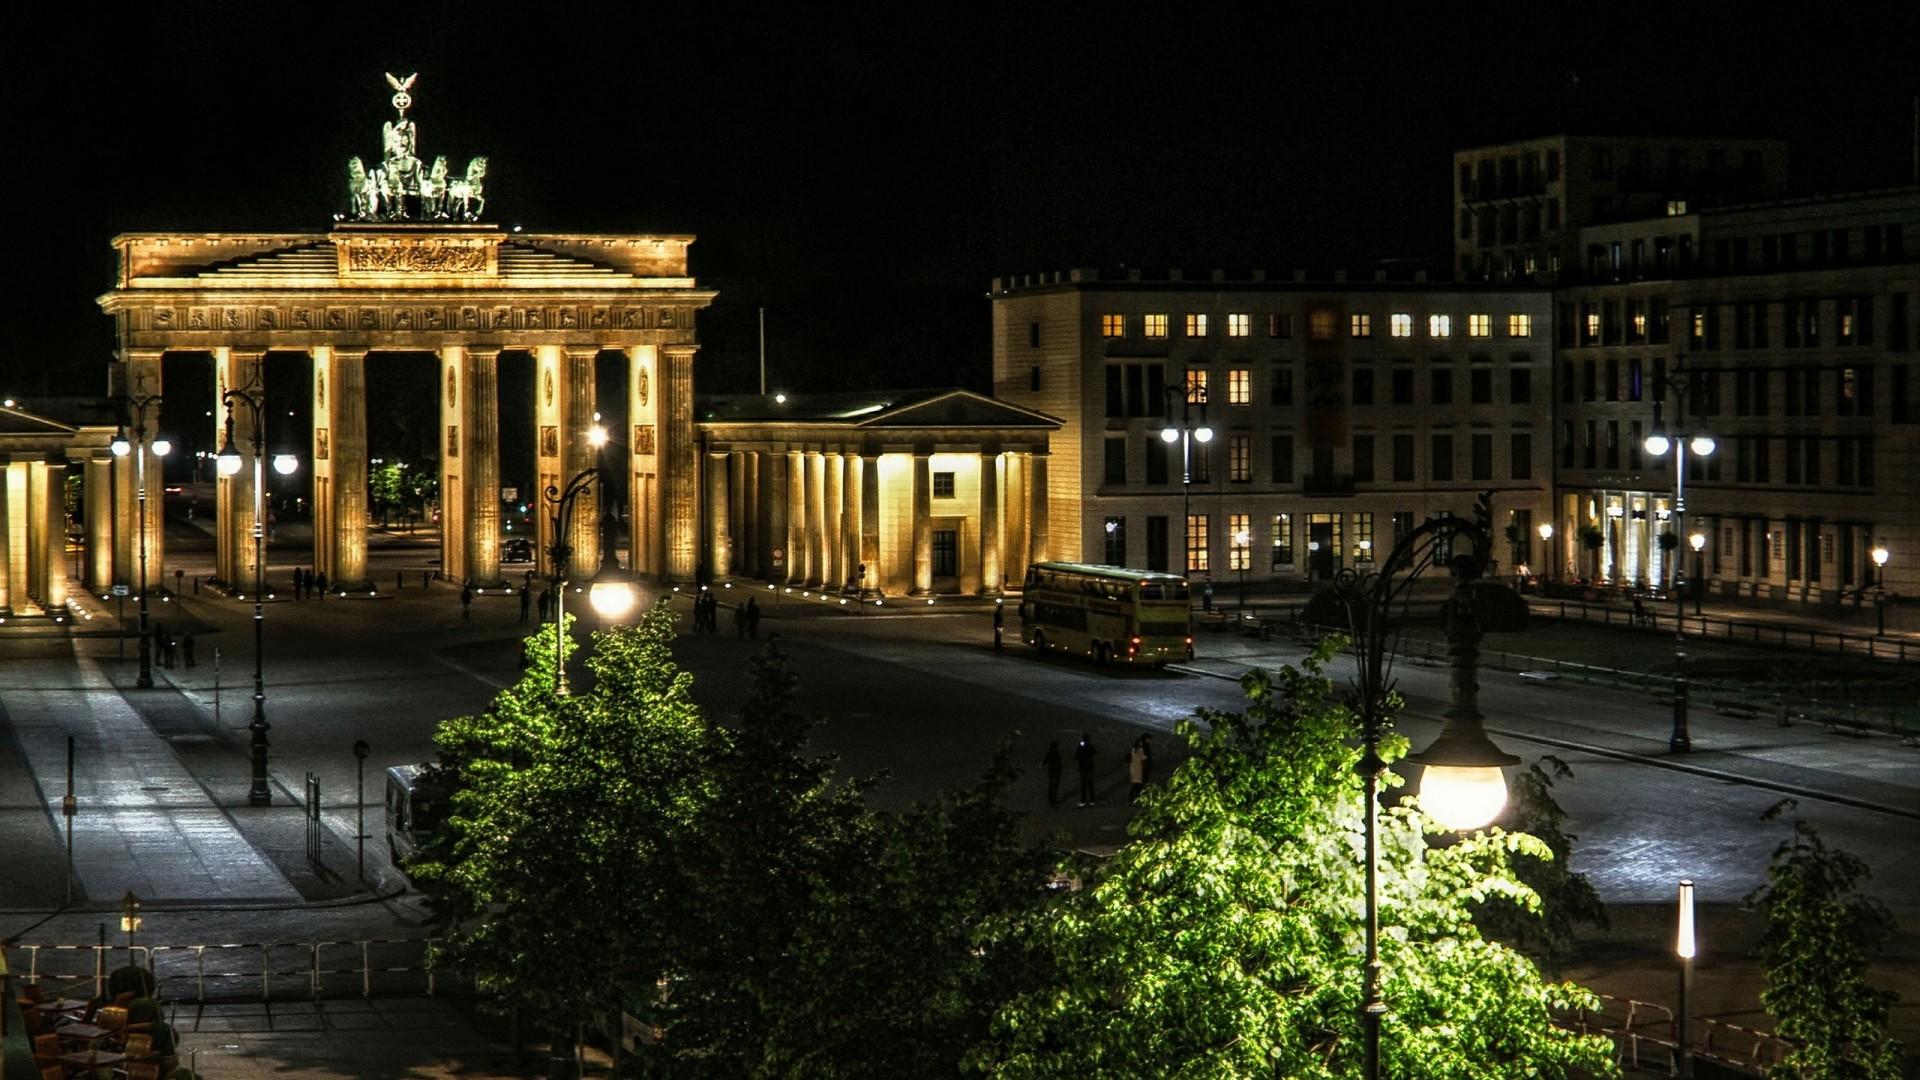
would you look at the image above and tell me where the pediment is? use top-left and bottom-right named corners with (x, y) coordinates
top-left (860, 391), bottom-right (1058, 429)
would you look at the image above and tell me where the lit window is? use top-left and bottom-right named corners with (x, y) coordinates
top-left (1227, 312), bottom-right (1251, 337)
top-left (1270, 513), bottom-right (1294, 567)
top-left (1691, 310), bottom-right (1707, 342)
top-left (1310, 310), bottom-right (1335, 340)
top-left (1585, 311), bottom-right (1601, 339)
top-left (1428, 314), bottom-right (1453, 338)
top-left (1186, 514), bottom-right (1210, 573)
top-left (1666, 200), bottom-right (1688, 216)
top-left (1228, 368), bottom-right (1251, 405)
top-left (1229, 436), bottom-right (1250, 482)
top-left (1186, 369), bottom-right (1209, 404)
top-left (1507, 313), bottom-right (1533, 338)
top-left (1390, 313), bottom-right (1413, 338)
top-left (932, 472), bottom-right (955, 498)
top-left (1101, 313), bottom-right (1125, 338)
top-left (1350, 313), bottom-right (1372, 338)
top-left (1186, 313), bottom-right (1209, 337)
top-left (1228, 513), bottom-right (1251, 570)
top-left (1352, 512), bottom-right (1375, 561)
top-left (1144, 313), bottom-right (1168, 338)
top-left (1468, 313), bottom-right (1492, 338)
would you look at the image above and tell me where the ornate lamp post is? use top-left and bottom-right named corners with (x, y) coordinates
top-left (120, 890), bottom-right (143, 951)
top-left (1536, 522), bottom-right (1554, 590)
top-left (1676, 878), bottom-right (1697, 1078)
top-left (1871, 545), bottom-right (1890, 636)
top-left (1159, 385), bottom-right (1213, 577)
top-left (1310, 510), bottom-right (1523, 1080)
top-left (217, 376), bottom-right (298, 806)
top-left (1233, 525), bottom-right (1251, 610)
top-left (109, 397), bottom-right (171, 689)
top-left (1644, 413), bottom-right (1715, 754)
top-left (544, 425), bottom-right (638, 696)
top-left (1688, 532), bottom-right (1707, 616)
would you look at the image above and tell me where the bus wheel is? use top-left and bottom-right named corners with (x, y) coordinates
top-left (1095, 643), bottom-right (1109, 667)
top-left (1033, 631), bottom-right (1048, 654)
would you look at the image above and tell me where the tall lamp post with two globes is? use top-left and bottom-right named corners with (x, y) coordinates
top-left (216, 377), bottom-right (299, 806)
top-left (1306, 508), bottom-right (1524, 1080)
top-left (109, 396), bottom-right (171, 689)
top-left (1644, 411), bottom-right (1715, 754)
top-left (1159, 385), bottom-right (1213, 577)
top-left (544, 424), bottom-right (639, 696)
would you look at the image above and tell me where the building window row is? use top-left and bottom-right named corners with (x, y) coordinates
top-left (1102, 308), bottom-right (1538, 341)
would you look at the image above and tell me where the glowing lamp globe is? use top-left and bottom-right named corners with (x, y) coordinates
top-left (1870, 546), bottom-right (1888, 568)
top-left (588, 578), bottom-right (638, 621)
top-left (1689, 435), bottom-right (1716, 457)
top-left (151, 438), bottom-right (172, 458)
top-left (216, 449), bottom-right (244, 476)
top-left (1417, 765), bottom-right (1509, 831)
top-left (1643, 432), bottom-right (1671, 457)
top-left (1193, 425), bottom-right (1214, 443)
top-left (1689, 532), bottom-right (1707, 552)
top-left (1537, 522), bottom-right (1554, 540)
top-left (587, 424), bottom-right (609, 448)
top-left (272, 454), bottom-right (300, 476)
top-left (1159, 427), bottom-right (1180, 444)
top-left (110, 432), bottom-right (132, 457)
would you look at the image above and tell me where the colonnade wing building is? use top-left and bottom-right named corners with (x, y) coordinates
top-left (0, 401), bottom-right (114, 617)
top-left (93, 227), bottom-right (715, 593)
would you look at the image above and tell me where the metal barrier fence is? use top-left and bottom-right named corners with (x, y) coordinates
top-left (1557, 994), bottom-right (1796, 1077)
top-left (5, 938), bottom-right (460, 1004)
top-left (1530, 597), bottom-right (1913, 663)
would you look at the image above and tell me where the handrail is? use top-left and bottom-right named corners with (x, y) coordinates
top-left (4, 938), bottom-right (457, 1004)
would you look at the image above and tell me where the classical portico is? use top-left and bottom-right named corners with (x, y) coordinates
top-left (95, 228), bottom-right (714, 592)
top-left (697, 391), bottom-right (1057, 595)
top-left (0, 403), bottom-right (114, 617)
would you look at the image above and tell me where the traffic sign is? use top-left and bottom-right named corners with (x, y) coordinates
top-left (110, 584), bottom-right (130, 597)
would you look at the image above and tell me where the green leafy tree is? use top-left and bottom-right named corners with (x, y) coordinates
top-left (1475, 755), bottom-right (1607, 970)
top-left (970, 644), bottom-right (1616, 1079)
top-left (1746, 799), bottom-right (1905, 1080)
top-left (422, 604), bottom-right (710, 1064)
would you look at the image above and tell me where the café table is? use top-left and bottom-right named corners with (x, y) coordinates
top-left (58, 1048), bottom-right (127, 1071)
top-left (34, 998), bottom-right (90, 1015)
top-left (54, 1022), bottom-right (111, 1043)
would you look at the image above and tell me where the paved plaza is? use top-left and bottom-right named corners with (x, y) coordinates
top-left (3, 525), bottom-right (1917, 1075)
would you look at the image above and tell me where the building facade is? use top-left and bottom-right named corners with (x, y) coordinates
top-left (1551, 186), bottom-right (1919, 604)
top-left (989, 271), bottom-right (1555, 585)
top-left (0, 402), bottom-right (114, 617)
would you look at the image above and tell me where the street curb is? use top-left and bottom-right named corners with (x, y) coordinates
top-left (0, 880), bottom-right (411, 920)
top-left (1166, 663), bottom-right (1920, 822)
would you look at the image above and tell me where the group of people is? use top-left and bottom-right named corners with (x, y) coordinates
top-left (686, 589), bottom-right (764, 638)
top-left (289, 567), bottom-right (330, 600)
top-left (147, 622), bottom-right (196, 669)
top-left (1042, 731), bottom-right (1156, 808)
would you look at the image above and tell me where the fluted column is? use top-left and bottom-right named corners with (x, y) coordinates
top-left (626, 345), bottom-right (659, 578)
top-left (213, 348), bottom-right (262, 589)
top-left (822, 451), bottom-right (843, 589)
top-left (663, 345), bottom-right (700, 582)
top-left (742, 452), bottom-right (761, 577)
top-left (563, 348), bottom-right (600, 580)
top-left (706, 452), bottom-right (731, 577)
top-left (439, 345), bottom-right (468, 583)
top-left (1004, 452), bottom-right (1028, 587)
top-left (84, 455), bottom-right (112, 592)
top-left (1028, 452), bottom-right (1050, 566)
top-left (42, 459), bottom-right (67, 611)
top-left (25, 462), bottom-right (46, 609)
top-left (800, 450), bottom-right (822, 586)
top-left (728, 452), bottom-right (749, 577)
top-left (315, 348), bottom-right (372, 589)
top-left (125, 350), bottom-right (167, 592)
top-left (911, 451), bottom-right (933, 595)
top-left (860, 453), bottom-right (879, 591)
top-left (465, 348), bottom-right (503, 586)
top-left (763, 451), bottom-right (785, 581)
top-left (0, 462), bottom-right (11, 613)
top-left (841, 455), bottom-right (861, 591)
top-left (785, 449), bottom-right (806, 585)
top-left (979, 450), bottom-right (1001, 594)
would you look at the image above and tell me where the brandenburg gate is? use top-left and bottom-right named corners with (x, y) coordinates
top-left (92, 76), bottom-right (714, 594)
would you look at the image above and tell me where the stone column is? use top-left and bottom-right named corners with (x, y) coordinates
top-left (0, 460), bottom-right (12, 613)
top-left (84, 455), bottom-right (113, 593)
top-left (763, 451), bottom-right (786, 582)
top-left (840, 455), bottom-right (861, 591)
top-left (706, 452), bottom-right (731, 577)
top-left (125, 350), bottom-right (167, 593)
top-left (800, 451), bottom-right (821, 586)
top-left (317, 348), bottom-right (372, 589)
top-left (439, 345), bottom-right (468, 583)
top-left (561, 348), bottom-right (600, 580)
top-left (465, 348), bottom-right (503, 586)
top-left (25, 462), bottom-right (45, 609)
top-left (626, 345), bottom-right (660, 578)
top-left (860, 453), bottom-right (880, 590)
top-left (911, 451), bottom-right (933, 595)
top-left (214, 349), bottom-right (262, 590)
top-left (1028, 452), bottom-right (1050, 566)
top-left (742, 452), bottom-right (761, 577)
top-left (663, 345), bottom-right (700, 582)
top-left (530, 345), bottom-right (562, 578)
top-left (979, 450), bottom-right (1002, 594)
top-left (729, 452), bottom-right (749, 578)
top-left (42, 458), bottom-right (67, 611)
top-left (785, 449), bottom-right (806, 585)
top-left (1004, 452), bottom-right (1028, 587)
top-left (823, 451), bottom-right (843, 589)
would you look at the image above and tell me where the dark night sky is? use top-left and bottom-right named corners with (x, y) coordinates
top-left (4, 2), bottom-right (1917, 402)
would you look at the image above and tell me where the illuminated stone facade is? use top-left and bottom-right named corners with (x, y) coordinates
top-left (696, 391), bottom-right (1057, 595)
top-left (95, 227), bottom-right (714, 590)
top-left (0, 403), bottom-right (114, 617)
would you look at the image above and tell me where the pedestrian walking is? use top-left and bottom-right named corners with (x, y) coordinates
top-left (290, 567), bottom-right (301, 599)
top-left (460, 583), bottom-right (474, 620)
top-left (397, 570), bottom-right (404, 591)
top-left (519, 586), bottom-right (532, 624)
top-left (174, 568), bottom-right (183, 595)
top-left (315, 571), bottom-right (329, 599)
top-left (704, 593), bottom-right (719, 634)
top-left (1202, 579), bottom-right (1214, 613)
top-left (992, 603), bottom-right (1005, 651)
top-left (1631, 596), bottom-right (1646, 628)
top-left (182, 633), bottom-right (196, 669)
top-left (1042, 740), bottom-right (1062, 807)
top-left (1128, 739), bottom-right (1146, 802)
top-left (422, 569), bottom-right (432, 589)
top-left (745, 596), bottom-right (761, 639)
top-left (1138, 732), bottom-right (1154, 785)
top-left (1074, 733), bottom-right (1096, 806)
top-left (734, 603), bottom-right (747, 638)
top-left (163, 634), bottom-right (177, 670)
top-left (539, 587), bottom-right (553, 623)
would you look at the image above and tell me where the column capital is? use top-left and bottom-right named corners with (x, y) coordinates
top-left (564, 345), bottom-right (601, 360)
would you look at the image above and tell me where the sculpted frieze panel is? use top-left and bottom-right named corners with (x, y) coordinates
top-left (590, 306), bottom-right (609, 329)
top-left (222, 307), bottom-right (244, 330)
top-left (525, 308), bottom-right (544, 330)
top-left (326, 308), bottom-right (348, 330)
top-left (343, 243), bottom-right (488, 274)
top-left (460, 306), bottom-right (480, 329)
top-left (393, 309), bottom-right (413, 330)
top-left (257, 307), bottom-right (278, 330)
top-left (422, 308), bottom-right (444, 330)
top-left (189, 308), bottom-right (208, 330)
top-left (558, 307), bottom-right (577, 329)
top-left (359, 308), bottom-right (380, 330)
top-left (492, 306), bottom-right (510, 330)
top-left (152, 308), bottom-right (175, 330)
top-left (619, 308), bottom-right (639, 330)
top-left (294, 308), bottom-right (316, 330)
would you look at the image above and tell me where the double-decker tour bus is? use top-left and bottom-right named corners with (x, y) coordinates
top-left (1018, 561), bottom-right (1192, 666)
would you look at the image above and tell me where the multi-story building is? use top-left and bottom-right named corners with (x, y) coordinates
top-left (989, 270), bottom-right (1555, 585)
top-left (1453, 135), bottom-right (1788, 285)
top-left (1551, 185), bottom-right (1919, 605)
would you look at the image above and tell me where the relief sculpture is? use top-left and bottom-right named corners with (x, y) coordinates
top-left (344, 245), bottom-right (487, 273)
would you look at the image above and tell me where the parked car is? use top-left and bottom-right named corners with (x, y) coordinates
top-left (502, 537), bottom-right (534, 563)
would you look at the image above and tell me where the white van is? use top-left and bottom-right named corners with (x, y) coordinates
top-left (385, 764), bottom-right (445, 869)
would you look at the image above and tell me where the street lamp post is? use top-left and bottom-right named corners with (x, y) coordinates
top-left (1676, 878), bottom-right (1697, 1078)
top-left (1689, 532), bottom-right (1707, 616)
top-left (1644, 413), bottom-right (1715, 754)
top-left (1537, 522), bottom-right (1554, 590)
top-left (1870, 545), bottom-right (1890, 636)
top-left (109, 398), bottom-right (171, 689)
top-left (1312, 512), bottom-right (1522, 1080)
top-left (543, 426), bottom-right (638, 696)
top-left (1233, 526), bottom-right (1250, 610)
top-left (218, 377), bottom-right (299, 806)
top-left (1159, 385), bottom-right (1213, 578)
